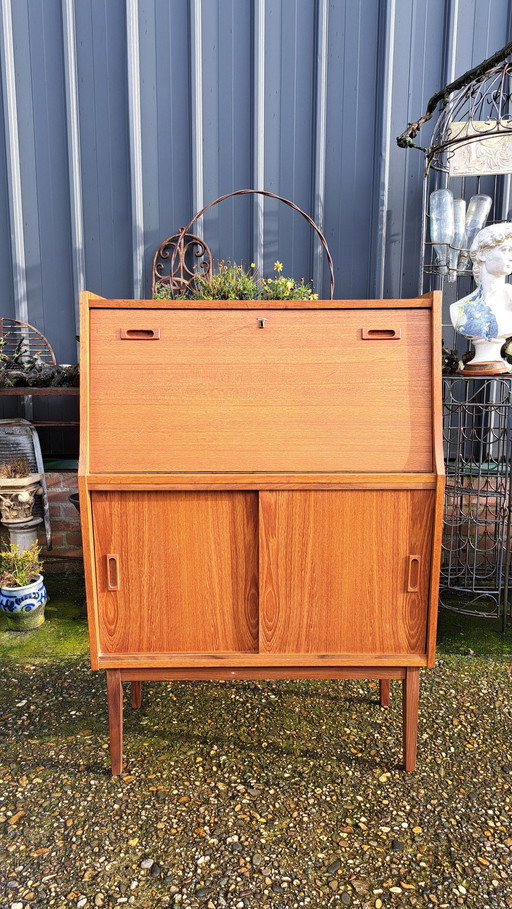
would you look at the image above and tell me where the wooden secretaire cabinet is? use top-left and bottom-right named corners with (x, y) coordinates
top-left (79, 292), bottom-right (444, 774)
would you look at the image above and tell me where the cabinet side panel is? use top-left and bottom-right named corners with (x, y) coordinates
top-left (92, 491), bottom-right (259, 654)
top-left (259, 490), bottom-right (434, 655)
top-left (79, 476), bottom-right (100, 669)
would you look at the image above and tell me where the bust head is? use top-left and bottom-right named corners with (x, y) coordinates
top-left (470, 222), bottom-right (512, 284)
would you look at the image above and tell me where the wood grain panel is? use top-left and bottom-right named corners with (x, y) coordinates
top-left (88, 297), bottom-right (434, 310)
top-left (403, 667), bottom-right (420, 771)
top-left (427, 290), bottom-right (445, 666)
top-left (117, 667), bottom-right (407, 681)
top-left (86, 472), bottom-right (437, 491)
top-left (79, 475), bottom-right (100, 669)
top-left (89, 309), bottom-right (432, 473)
top-left (259, 490), bottom-right (434, 655)
top-left (97, 652), bottom-right (427, 669)
top-left (92, 491), bottom-right (259, 655)
top-left (90, 308), bottom-right (426, 363)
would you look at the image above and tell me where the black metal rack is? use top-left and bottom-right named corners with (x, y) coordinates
top-left (441, 376), bottom-right (512, 630)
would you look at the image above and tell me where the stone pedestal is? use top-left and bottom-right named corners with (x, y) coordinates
top-left (2, 516), bottom-right (43, 550)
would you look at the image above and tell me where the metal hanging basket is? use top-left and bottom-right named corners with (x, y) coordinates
top-left (428, 58), bottom-right (512, 175)
top-left (160, 189), bottom-right (335, 300)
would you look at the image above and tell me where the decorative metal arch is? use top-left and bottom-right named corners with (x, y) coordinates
top-left (168, 189), bottom-right (335, 299)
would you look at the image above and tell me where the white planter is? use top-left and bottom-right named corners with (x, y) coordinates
top-left (0, 574), bottom-right (47, 631)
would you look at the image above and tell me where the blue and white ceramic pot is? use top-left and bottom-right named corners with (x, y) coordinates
top-left (0, 574), bottom-right (47, 631)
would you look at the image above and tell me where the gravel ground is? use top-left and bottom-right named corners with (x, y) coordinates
top-left (1, 656), bottom-right (511, 909)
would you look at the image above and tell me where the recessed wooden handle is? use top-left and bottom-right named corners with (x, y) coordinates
top-left (407, 555), bottom-right (421, 592)
top-left (107, 554), bottom-right (120, 590)
top-left (361, 328), bottom-right (401, 340)
top-left (120, 328), bottom-right (161, 340)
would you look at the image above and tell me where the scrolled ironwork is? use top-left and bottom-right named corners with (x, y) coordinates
top-left (429, 61), bottom-right (512, 174)
top-left (397, 41), bottom-right (512, 156)
top-left (397, 42), bottom-right (512, 175)
top-left (152, 231), bottom-right (212, 297)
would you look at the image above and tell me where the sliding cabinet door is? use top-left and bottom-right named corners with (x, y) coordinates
top-left (259, 490), bottom-right (434, 656)
top-left (92, 491), bottom-right (259, 656)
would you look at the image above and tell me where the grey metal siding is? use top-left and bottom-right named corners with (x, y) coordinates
top-left (0, 0), bottom-right (511, 371)
top-left (74, 0), bottom-right (133, 303)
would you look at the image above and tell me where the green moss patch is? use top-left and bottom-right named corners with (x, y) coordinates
top-left (436, 603), bottom-right (512, 655)
top-left (0, 571), bottom-right (88, 660)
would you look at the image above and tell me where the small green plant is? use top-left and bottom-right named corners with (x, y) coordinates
top-left (261, 261), bottom-right (318, 301)
top-left (180, 260), bottom-right (260, 300)
top-left (153, 280), bottom-right (174, 300)
top-left (0, 542), bottom-right (43, 588)
top-left (0, 456), bottom-right (31, 479)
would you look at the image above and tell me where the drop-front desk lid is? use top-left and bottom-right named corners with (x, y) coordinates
top-left (84, 300), bottom-right (435, 474)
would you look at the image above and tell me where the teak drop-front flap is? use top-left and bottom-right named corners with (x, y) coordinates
top-left (87, 306), bottom-right (433, 473)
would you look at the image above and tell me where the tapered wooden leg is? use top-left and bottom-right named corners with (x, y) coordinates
top-left (131, 681), bottom-right (142, 709)
top-left (106, 670), bottom-right (123, 776)
top-left (402, 667), bottom-right (420, 772)
top-left (379, 679), bottom-right (390, 707)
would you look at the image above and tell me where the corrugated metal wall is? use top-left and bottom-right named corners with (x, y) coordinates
top-left (0, 0), bottom-right (511, 367)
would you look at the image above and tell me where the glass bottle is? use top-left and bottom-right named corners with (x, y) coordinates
top-left (429, 189), bottom-right (454, 275)
top-left (464, 194), bottom-right (492, 253)
top-left (447, 199), bottom-right (466, 281)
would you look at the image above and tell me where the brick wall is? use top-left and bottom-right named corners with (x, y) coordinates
top-left (43, 471), bottom-right (82, 553)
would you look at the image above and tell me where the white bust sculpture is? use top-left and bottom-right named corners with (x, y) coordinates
top-left (450, 222), bottom-right (512, 374)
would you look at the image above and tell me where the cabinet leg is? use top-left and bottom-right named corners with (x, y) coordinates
top-left (402, 667), bottom-right (420, 772)
top-left (131, 681), bottom-right (142, 709)
top-left (379, 679), bottom-right (390, 707)
top-left (106, 670), bottom-right (123, 776)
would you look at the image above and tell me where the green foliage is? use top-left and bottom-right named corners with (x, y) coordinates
top-left (0, 542), bottom-right (43, 588)
top-left (153, 281), bottom-right (174, 300)
top-left (260, 275), bottom-right (316, 301)
top-left (153, 260), bottom-right (317, 301)
top-left (261, 261), bottom-right (317, 300)
top-left (181, 260), bottom-right (260, 300)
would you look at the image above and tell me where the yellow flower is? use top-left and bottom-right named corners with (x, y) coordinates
top-left (274, 260), bottom-right (283, 272)
top-left (250, 263), bottom-right (255, 269)
top-left (311, 293), bottom-right (318, 300)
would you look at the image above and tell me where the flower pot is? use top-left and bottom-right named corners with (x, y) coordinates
top-left (0, 473), bottom-right (43, 524)
top-left (0, 574), bottom-right (47, 631)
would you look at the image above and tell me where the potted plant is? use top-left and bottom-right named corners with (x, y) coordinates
top-left (0, 455), bottom-right (42, 524)
top-left (0, 541), bottom-right (46, 631)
